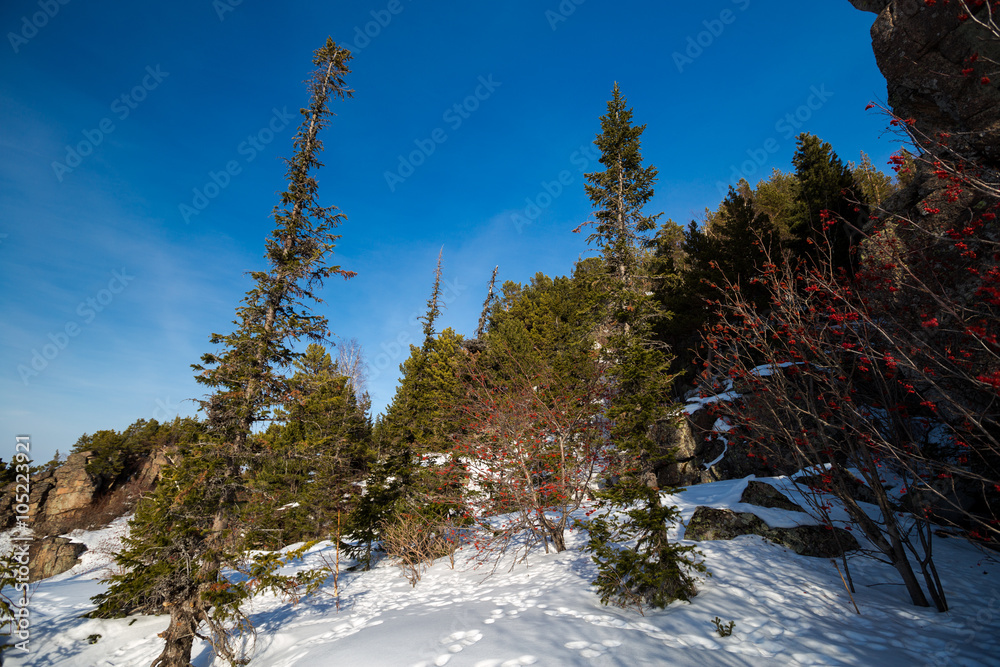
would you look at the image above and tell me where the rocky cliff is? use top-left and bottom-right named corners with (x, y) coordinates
top-left (850, 0), bottom-right (1000, 166)
top-left (1, 448), bottom-right (169, 580)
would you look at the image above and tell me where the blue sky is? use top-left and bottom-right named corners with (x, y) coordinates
top-left (1, 0), bottom-right (897, 464)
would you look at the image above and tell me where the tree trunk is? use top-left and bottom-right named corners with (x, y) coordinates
top-left (840, 491), bottom-right (930, 607)
top-left (550, 526), bottom-right (566, 552)
top-left (888, 532), bottom-right (930, 607)
top-left (151, 603), bottom-right (200, 667)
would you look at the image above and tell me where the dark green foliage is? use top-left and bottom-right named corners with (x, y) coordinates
top-left (0, 460), bottom-right (15, 487)
top-left (245, 344), bottom-right (372, 549)
top-left (580, 84), bottom-right (699, 611)
top-left (582, 83), bottom-right (675, 457)
top-left (348, 436), bottom-right (467, 574)
top-left (379, 328), bottom-right (466, 453)
top-left (586, 484), bottom-right (706, 612)
top-left (654, 187), bottom-right (779, 380)
top-left (583, 82), bottom-right (661, 295)
top-left (345, 446), bottom-right (412, 568)
top-left (90, 439), bottom-right (239, 618)
top-left (71, 417), bottom-right (206, 486)
top-left (96, 39), bottom-right (354, 667)
top-left (709, 187), bottom-right (780, 292)
top-left (788, 133), bottom-right (868, 273)
top-left (192, 43), bottom-right (356, 448)
top-left (393, 451), bottom-right (468, 550)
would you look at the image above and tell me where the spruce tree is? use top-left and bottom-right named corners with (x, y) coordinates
top-left (582, 83), bottom-right (661, 301)
top-left (653, 187), bottom-right (779, 387)
top-left (420, 248), bottom-right (445, 346)
top-left (246, 343), bottom-right (371, 548)
top-left (474, 265), bottom-right (499, 339)
top-left (380, 329), bottom-right (466, 453)
top-left (788, 133), bottom-right (867, 274)
top-left (92, 39), bottom-right (354, 667)
top-left (381, 256), bottom-right (466, 454)
top-left (352, 260), bottom-right (470, 570)
top-left (581, 84), bottom-right (705, 611)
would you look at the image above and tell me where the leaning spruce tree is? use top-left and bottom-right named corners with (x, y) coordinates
top-left (92, 39), bottom-right (354, 667)
top-left (581, 83), bottom-right (706, 611)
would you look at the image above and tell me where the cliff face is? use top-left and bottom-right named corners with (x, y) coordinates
top-left (1, 449), bottom-right (169, 580)
top-left (848, 0), bottom-right (1000, 530)
top-left (850, 0), bottom-right (1000, 166)
top-left (847, 0), bottom-right (999, 252)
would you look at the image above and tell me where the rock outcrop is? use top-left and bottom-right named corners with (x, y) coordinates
top-left (1, 448), bottom-right (170, 539)
top-left (795, 471), bottom-right (878, 505)
top-left (1, 451), bottom-right (102, 537)
top-left (28, 536), bottom-right (87, 582)
top-left (740, 480), bottom-right (805, 513)
top-left (685, 506), bottom-right (859, 558)
top-left (685, 482), bottom-right (857, 557)
top-left (652, 410), bottom-right (719, 488)
top-left (0, 447), bottom-right (170, 579)
top-left (850, 0), bottom-right (1000, 166)
top-left (654, 406), bottom-right (796, 488)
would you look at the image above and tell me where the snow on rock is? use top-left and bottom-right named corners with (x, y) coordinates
top-left (5, 477), bottom-right (1000, 666)
top-left (702, 417), bottom-right (733, 471)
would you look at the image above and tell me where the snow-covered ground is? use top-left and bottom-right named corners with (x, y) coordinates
top-left (5, 476), bottom-right (1000, 667)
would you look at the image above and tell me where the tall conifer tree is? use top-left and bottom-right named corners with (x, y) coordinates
top-left (92, 39), bottom-right (354, 667)
top-left (789, 133), bottom-right (867, 274)
top-left (581, 84), bottom-right (705, 611)
top-left (420, 248), bottom-right (445, 346)
top-left (583, 83), bottom-right (661, 306)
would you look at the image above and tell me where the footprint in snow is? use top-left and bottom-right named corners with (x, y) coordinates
top-left (413, 629), bottom-right (486, 666)
top-left (443, 629), bottom-right (483, 653)
top-left (484, 606), bottom-right (525, 624)
top-left (565, 639), bottom-right (622, 659)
